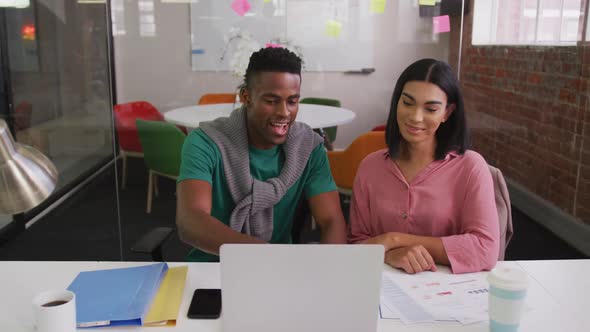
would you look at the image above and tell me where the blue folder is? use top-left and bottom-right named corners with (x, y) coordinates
top-left (67, 263), bottom-right (168, 328)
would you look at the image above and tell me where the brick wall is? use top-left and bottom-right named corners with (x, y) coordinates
top-left (453, 0), bottom-right (590, 224)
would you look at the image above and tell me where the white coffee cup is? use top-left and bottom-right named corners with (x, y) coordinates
top-left (32, 289), bottom-right (76, 332)
top-left (487, 267), bottom-right (529, 332)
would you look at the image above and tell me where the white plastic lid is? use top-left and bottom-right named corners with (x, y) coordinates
top-left (487, 266), bottom-right (529, 291)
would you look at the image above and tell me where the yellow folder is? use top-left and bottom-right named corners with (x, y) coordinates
top-left (143, 266), bottom-right (188, 326)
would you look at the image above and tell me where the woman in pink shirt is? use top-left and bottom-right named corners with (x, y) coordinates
top-left (348, 59), bottom-right (499, 274)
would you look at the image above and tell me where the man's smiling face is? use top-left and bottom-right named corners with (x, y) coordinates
top-left (242, 71), bottom-right (301, 149)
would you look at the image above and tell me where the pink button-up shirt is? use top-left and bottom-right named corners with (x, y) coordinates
top-left (348, 149), bottom-right (499, 274)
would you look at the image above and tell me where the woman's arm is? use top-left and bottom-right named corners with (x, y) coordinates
top-left (439, 158), bottom-right (500, 273)
top-left (385, 233), bottom-right (449, 265)
top-left (348, 162), bottom-right (375, 244)
top-left (391, 159), bottom-right (499, 273)
top-left (366, 155), bottom-right (500, 274)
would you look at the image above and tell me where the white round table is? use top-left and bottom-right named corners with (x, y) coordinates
top-left (164, 103), bottom-right (356, 129)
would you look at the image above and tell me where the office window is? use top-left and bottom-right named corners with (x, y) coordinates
top-left (472, 0), bottom-right (583, 45)
top-left (111, 0), bottom-right (126, 36)
top-left (139, 0), bottom-right (156, 37)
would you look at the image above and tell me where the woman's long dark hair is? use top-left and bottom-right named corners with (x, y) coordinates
top-left (385, 59), bottom-right (469, 160)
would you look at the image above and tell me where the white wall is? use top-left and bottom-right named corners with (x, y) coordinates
top-left (114, 1), bottom-right (450, 148)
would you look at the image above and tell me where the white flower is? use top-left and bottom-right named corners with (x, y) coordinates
top-left (223, 27), bottom-right (241, 44)
top-left (228, 32), bottom-right (259, 78)
top-left (268, 37), bottom-right (305, 69)
top-left (221, 28), bottom-right (304, 78)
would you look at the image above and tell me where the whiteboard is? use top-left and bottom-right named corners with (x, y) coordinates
top-left (190, 0), bottom-right (375, 72)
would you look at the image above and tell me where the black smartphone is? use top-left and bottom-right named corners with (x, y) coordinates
top-left (187, 288), bottom-right (222, 319)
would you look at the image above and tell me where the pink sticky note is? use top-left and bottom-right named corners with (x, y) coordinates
top-left (265, 43), bottom-right (282, 48)
top-left (231, 0), bottom-right (250, 17)
top-left (433, 15), bottom-right (450, 34)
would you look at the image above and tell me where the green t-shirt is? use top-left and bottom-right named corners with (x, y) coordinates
top-left (178, 128), bottom-right (336, 262)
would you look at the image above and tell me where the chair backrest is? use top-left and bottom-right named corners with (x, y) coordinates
top-left (488, 165), bottom-right (514, 260)
top-left (371, 124), bottom-right (386, 131)
top-left (198, 93), bottom-right (237, 105)
top-left (14, 101), bottom-right (32, 132)
top-left (114, 101), bottom-right (164, 152)
top-left (327, 131), bottom-right (387, 190)
top-left (300, 97), bottom-right (341, 108)
top-left (136, 119), bottom-right (186, 176)
top-left (300, 97), bottom-right (341, 143)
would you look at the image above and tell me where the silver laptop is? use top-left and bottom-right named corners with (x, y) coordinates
top-left (220, 244), bottom-right (384, 332)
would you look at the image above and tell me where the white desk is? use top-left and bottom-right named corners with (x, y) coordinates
top-left (164, 103), bottom-right (356, 129)
top-left (1, 260), bottom-right (588, 332)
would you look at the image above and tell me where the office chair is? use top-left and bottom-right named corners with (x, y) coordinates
top-left (113, 101), bottom-right (165, 189)
top-left (131, 227), bottom-right (175, 261)
top-left (300, 97), bottom-right (341, 148)
top-left (136, 119), bottom-right (186, 214)
top-left (198, 93), bottom-right (237, 105)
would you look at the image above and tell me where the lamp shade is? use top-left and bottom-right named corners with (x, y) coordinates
top-left (0, 119), bottom-right (58, 214)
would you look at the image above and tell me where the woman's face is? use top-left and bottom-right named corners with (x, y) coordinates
top-left (396, 80), bottom-right (454, 149)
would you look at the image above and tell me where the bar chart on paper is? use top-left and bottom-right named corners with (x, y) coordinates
top-left (380, 270), bottom-right (490, 325)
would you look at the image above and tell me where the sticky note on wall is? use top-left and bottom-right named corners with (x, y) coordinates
top-left (325, 19), bottom-right (343, 38)
top-left (433, 15), bottom-right (450, 34)
top-left (231, 0), bottom-right (251, 16)
top-left (419, 0), bottom-right (436, 5)
top-left (370, 0), bottom-right (386, 13)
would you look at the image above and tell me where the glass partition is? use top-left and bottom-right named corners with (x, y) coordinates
top-left (9, 1), bottom-right (113, 189)
top-left (0, 0), bottom-right (120, 260)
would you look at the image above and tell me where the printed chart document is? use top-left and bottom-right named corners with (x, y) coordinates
top-left (380, 267), bottom-right (489, 325)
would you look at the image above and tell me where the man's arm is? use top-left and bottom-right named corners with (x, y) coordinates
top-left (308, 191), bottom-right (347, 244)
top-left (176, 179), bottom-right (264, 255)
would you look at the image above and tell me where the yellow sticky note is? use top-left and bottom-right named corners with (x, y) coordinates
top-left (370, 0), bottom-right (386, 13)
top-left (263, 0), bottom-right (271, 3)
top-left (325, 19), bottom-right (343, 38)
top-left (143, 266), bottom-right (189, 326)
top-left (419, 0), bottom-right (436, 5)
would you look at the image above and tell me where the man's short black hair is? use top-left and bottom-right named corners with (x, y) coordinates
top-left (242, 47), bottom-right (302, 90)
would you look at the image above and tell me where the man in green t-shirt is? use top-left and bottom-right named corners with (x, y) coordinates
top-left (176, 47), bottom-right (347, 262)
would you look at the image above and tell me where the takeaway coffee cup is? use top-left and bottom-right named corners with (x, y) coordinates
top-left (32, 289), bottom-right (76, 332)
top-left (487, 267), bottom-right (529, 332)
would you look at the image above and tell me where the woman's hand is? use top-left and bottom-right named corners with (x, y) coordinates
top-left (384, 245), bottom-right (438, 274)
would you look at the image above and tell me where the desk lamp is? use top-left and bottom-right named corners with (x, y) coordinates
top-left (0, 118), bottom-right (58, 214)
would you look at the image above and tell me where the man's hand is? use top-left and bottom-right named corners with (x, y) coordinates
top-left (384, 245), bottom-right (438, 274)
